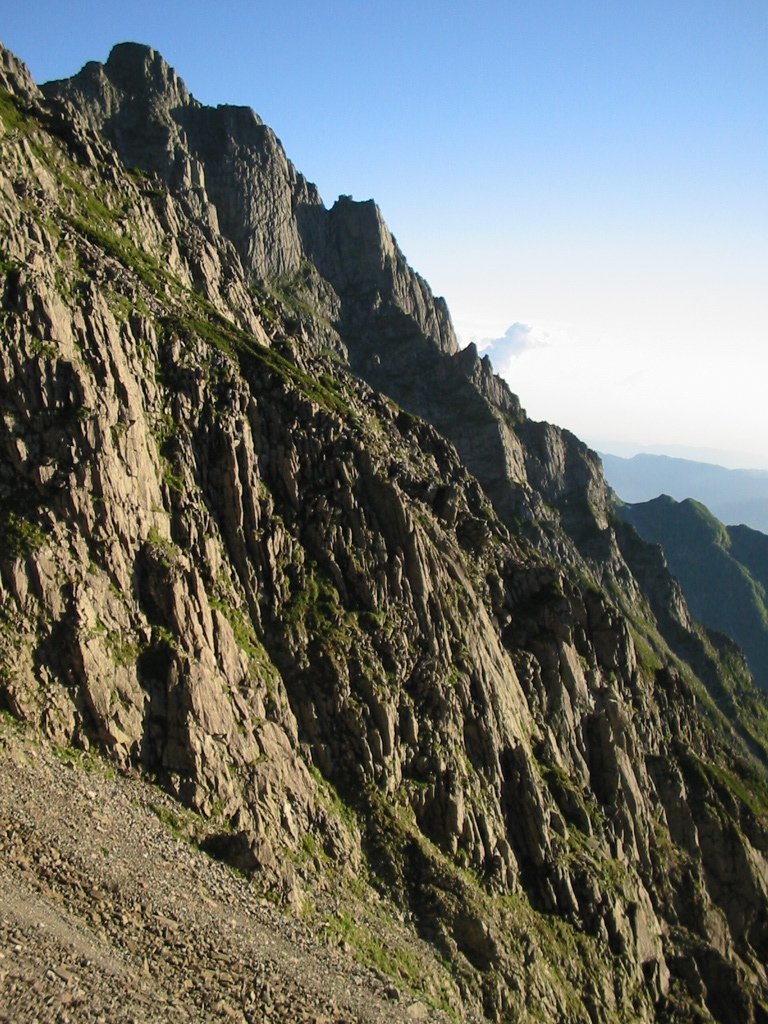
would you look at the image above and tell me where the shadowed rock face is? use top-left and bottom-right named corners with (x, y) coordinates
top-left (42, 43), bottom-right (609, 547)
top-left (3, 40), bottom-right (768, 1022)
top-left (43, 42), bottom-right (321, 281)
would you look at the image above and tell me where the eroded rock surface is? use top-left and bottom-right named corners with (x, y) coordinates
top-left (2, 41), bottom-right (768, 1023)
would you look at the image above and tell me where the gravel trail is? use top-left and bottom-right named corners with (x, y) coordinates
top-left (0, 721), bottom-right (449, 1023)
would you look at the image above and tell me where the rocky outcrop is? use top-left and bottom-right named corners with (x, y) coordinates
top-left (3, 41), bottom-right (768, 1022)
top-left (0, 43), bottom-right (40, 102)
top-left (42, 42), bottom-right (321, 283)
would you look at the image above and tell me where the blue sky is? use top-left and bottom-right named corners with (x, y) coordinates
top-left (3, 1), bottom-right (767, 468)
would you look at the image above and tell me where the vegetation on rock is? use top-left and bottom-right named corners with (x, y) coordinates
top-left (1, 40), bottom-right (768, 1023)
top-left (619, 495), bottom-right (768, 691)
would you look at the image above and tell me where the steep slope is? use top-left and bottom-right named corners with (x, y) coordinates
top-left (0, 714), bottom-right (453, 1024)
top-left (3, 41), bottom-right (768, 1024)
top-left (617, 496), bottom-right (768, 690)
top-left (731, 524), bottom-right (768, 596)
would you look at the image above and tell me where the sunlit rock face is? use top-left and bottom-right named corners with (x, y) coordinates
top-left (2, 39), bottom-right (768, 1022)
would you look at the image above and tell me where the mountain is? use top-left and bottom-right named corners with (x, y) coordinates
top-left (617, 496), bottom-right (768, 691)
top-left (4, 40), bottom-right (768, 1023)
top-left (601, 452), bottom-right (768, 533)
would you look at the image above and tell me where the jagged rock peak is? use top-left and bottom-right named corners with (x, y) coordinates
top-left (317, 195), bottom-right (460, 357)
top-left (51, 41), bottom-right (265, 132)
top-left (43, 42), bottom-right (322, 282)
top-left (41, 44), bottom-right (460, 359)
top-left (41, 42), bottom-right (198, 127)
top-left (102, 42), bottom-right (195, 107)
top-left (0, 40), bottom-right (41, 102)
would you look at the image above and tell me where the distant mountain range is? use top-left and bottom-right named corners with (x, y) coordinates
top-left (617, 495), bottom-right (768, 690)
top-left (601, 452), bottom-right (768, 533)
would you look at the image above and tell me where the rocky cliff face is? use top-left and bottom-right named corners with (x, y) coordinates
top-left (3, 41), bottom-right (768, 1023)
top-left (42, 44), bottom-right (604, 541)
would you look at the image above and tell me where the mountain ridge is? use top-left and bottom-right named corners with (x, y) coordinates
top-left (42, 42), bottom-right (612, 545)
top-left (3, 40), bottom-right (768, 1023)
top-left (617, 495), bottom-right (768, 691)
top-left (602, 452), bottom-right (768, 534)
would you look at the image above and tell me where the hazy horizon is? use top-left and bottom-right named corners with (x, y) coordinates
top-left (590, 442), bottom-right (768, 474)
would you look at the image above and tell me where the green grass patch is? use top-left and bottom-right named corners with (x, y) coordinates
top-left (161, 461), bottom-right (185, 494)
top-left (104, 628), bottom-right (141, 668)
top-left (628, 624), bottom-right (664, 675)
top-left (145, 527), bottom-right (178, 568)
top-left (0, 246), bottom-right (21, 276)
top-left (323, 906), bottom-right (453, 1013)
top-left (52, 742), bottom-right (116, 778)
top-left (283, 562), bottom-right (342, 634)
top-left (705, 759), bottom-right (768, 819)
top-left (0, 509), bottom-right (47, 559)
top-left (67, 214), bottom-right (171, 296)
top-left (0, 89), bottom-right (36, 135)
top-left (150, 801), bottom-right (194, 841)
top-left (307, 764), bottom-right (360, 832)
top-left (160, 301), bottom-right (354, 419)
top-left (208, 597), bottom-right (262, 659)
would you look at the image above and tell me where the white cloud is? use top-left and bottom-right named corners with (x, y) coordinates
top-left (453, 308), bottom-right (768, 473)
top-left (477, 322), bottom-right (548, 365)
